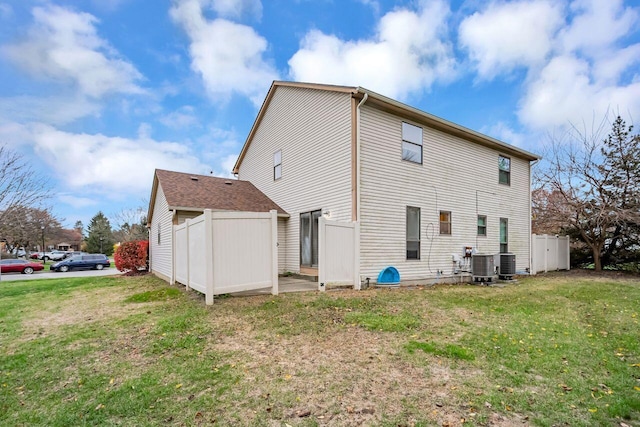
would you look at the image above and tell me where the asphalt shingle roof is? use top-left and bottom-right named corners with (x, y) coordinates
top-left (154, 169), bottom-right (287, 215)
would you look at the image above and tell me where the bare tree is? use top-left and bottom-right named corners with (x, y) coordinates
top-left (0, 205), bottom-right (62, 253)
top-left (535, 116), bottom-right (640, 271)
top-left (0, 144), bottom-right (49, 226)
top-left (111, 206), bottom-right (148, 243)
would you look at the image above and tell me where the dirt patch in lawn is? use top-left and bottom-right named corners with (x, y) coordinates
top-left (210, 310), bottom-right (488, 426)
top-left (21, 286), bottom-right (149, 341)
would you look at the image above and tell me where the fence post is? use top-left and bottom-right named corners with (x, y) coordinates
top-left (185, 219), bottom-right (191, 291)
top-left (270, 210), bottom-right (279, 296)
top-left (204, 209), bottom-right (214, 305)
top-left (318, 216), bottom-right (326, 292)
top-left (531, 234), bottom-right (537, 275)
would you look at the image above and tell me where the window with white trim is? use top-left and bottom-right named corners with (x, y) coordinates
top-left (274, 150), bottom-right (282, 180)
top-left (499, 155), bottom-right (510, 185)
top-left (402, 122), bottom-right (423, 164)
top-left (477, 215), bottom-right (487, 236)
top-left (406, 206), bottom-right (420, 260)
top-left (439, 211), bottom-right (451, 235)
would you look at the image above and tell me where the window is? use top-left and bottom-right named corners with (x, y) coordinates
top-left (439, 211), bottom-right (451, 235)
top-left (274, 150), bottom-right (282, 180)
top-left (406, 206), bottom-right (420, 259)
top-left (499, 155), bottom-right (510, 185)
top-left (477, 215), bottom-right (487, 236)
top-left (157, 224), bottom-right (161, 245)
top-left (500, 218), bottom-right (508, 253)
top-left (402, 122), bottom-right (423, 164)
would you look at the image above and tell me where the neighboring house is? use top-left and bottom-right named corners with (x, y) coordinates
top-left (147, 169), bottom-right (288, 283)
top-left (233, 81), bottom-right (540, 282)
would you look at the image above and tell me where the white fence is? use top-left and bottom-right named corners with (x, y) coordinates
top-left (318, 218), bottom-right (360, 290)
top-left (173, 209), bottom-right (278, 304)
top-left (531, 234), bottom-right (570, 274)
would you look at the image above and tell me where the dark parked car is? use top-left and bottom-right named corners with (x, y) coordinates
top-left (51, 254), bottom-right (110, 272)
top-left (0, 259), bottom-right (45, 274)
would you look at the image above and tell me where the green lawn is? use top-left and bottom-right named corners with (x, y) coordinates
top-left (0, 273), bottom-right (638, 426)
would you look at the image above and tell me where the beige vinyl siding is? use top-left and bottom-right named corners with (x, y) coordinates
top-left (237, 86), bottom-right (352, 273)
top-left (149, 184), bottom-right (174, 281)
top-left (176, 211), bottom-right (202, 225)
top-left (359, 105), bottom-right (531, 281)
top-left (278, 217), bottom-right (287, 273)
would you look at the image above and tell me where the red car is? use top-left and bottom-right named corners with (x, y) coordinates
top-left (0, 259), bottom-right (45, 274)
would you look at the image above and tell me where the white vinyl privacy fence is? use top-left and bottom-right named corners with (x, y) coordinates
top-left (531, 234), bottom-right (570, 274)
top-left (318, 217), bottom-right (360, 290)
top-left (174, 209), bottom-right (278, 304)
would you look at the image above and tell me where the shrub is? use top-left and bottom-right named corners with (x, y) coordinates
top-left (114, 240), bottom-right (149, 274)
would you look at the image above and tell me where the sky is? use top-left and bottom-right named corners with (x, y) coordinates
top-left (0, 0), bottom-right (639, 229)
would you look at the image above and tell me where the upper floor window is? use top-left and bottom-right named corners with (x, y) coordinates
top-left (499, 155), bottom-right (510, 185)
top-left (274, 150), bottom-right (282, 180)
top-left (402, 122), bottom-right (423, 164)
top-left (157, 224), bottom-right (161, 245)
top-left (439, 211), bottom-right (451, 235)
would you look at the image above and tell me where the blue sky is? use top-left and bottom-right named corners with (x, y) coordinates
top-left (1, 0), bottom-right (639, 229)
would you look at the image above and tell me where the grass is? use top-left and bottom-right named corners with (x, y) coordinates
top-left (0, 272), bottom-right (638, 426)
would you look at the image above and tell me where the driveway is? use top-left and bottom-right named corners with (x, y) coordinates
top-left (0, 267), bottom-right (121, 282)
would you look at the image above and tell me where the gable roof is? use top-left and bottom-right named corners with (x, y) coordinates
top-left (232, 81), bottom-right (539, 173)
top-left (147, 169), bottom-right (288, 224)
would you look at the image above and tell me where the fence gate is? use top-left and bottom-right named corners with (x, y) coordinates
top-left (318, 217), bottom-right (360, 290)
top-left (531, 234), bottom-right (570, 274)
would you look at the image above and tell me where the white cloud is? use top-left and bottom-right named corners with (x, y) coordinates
top-left (160, 106), bottom-right (200, 129)
top-left (458, 0), bottom-right (564, 79)
top-left (482, 121), bottom-right (527, 148)
top-left (559, 0), bottom-right (639, 55)
top-left (288, 0), bottom-right (456, 100)
top-left (23, 124), bottom-right (209, 195)
top-left (0, 95), bottom-right (102, 126)
top-left (1, 4), bottom-right (143, 99)
top-left (170, 0), bottom-right (278, 105)
top-left (58, 195), bottom-right (99, 209)
top-left (209, 0), bottom-right (262, 20)
top-left (518, 55), bottom-right (640, 129)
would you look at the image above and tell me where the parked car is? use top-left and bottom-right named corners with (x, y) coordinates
top-left (0, 259), bottom-right (45, 274)
top-left (51, 254), bottom-right (110, 272)
top-left (30, 252), bottom-right (42, 259)
top-left (40, 250), bottom-right (69, 261)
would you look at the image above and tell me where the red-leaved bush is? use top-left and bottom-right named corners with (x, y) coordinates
top-left (114, 240), bottom-right (149, 274)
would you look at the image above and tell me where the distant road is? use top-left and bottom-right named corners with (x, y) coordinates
top-left (0, 267), bottom-right (121, 282)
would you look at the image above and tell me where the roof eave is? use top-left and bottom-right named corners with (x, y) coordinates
top-left (232, 81), bottom-right (358, 174)
top-left (354, 87), bottom-right (541, 162)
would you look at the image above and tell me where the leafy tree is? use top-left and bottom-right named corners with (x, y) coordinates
top-left (86, 211), bottom-right (115, 255)
top-left (535, 116), bottom-right (640, 271)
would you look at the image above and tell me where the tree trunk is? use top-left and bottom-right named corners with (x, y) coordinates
top-left (593, 248), bottom-right (602, 271)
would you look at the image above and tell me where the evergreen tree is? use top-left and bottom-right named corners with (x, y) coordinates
top-left (86, 211), bottom-right (115, 255)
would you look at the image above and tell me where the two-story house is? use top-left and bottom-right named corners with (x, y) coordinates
top-left (232, 81), bottom-right (539, 282)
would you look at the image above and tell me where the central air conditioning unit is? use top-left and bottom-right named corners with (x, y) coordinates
top-left (472, 254), bottom-right (495, 283)
top-left (499, 253), bottom-right (516, 280)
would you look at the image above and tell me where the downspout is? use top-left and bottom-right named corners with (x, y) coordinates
top-left (356, 93), bottom-right (368, 221)
top-left (355, 92), bottom-right (368, 290)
